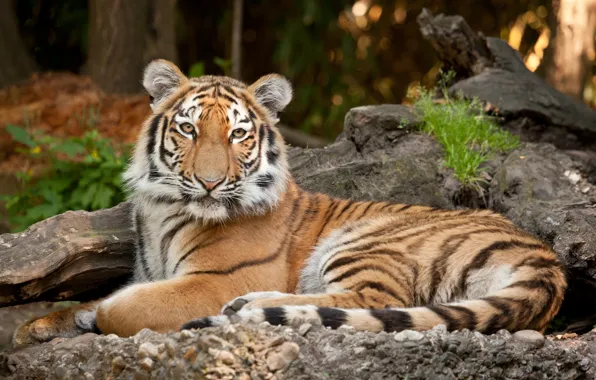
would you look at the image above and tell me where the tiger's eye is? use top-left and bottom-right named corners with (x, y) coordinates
top-left (232, 129), bottom-right (247, 139)
top-left (180, 123), bottom-right (195, 134)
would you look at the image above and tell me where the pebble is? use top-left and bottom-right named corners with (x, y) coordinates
top-left (265, 336), bottom-right (285, 348)
top-left (512, 330), bottom-right (545, 348)
top-left (298, 323), bottom-right (312, 336)
top-left (54, 365), bottom-right (68, 379)
top-left (394, 330), bottom-right (424, 342)
top-left (165, 339), bottom-right (177, 357)
top-left (216, 350), bottom-right (236, 365)
top-left (183, 347), bottom-right (198, 362)
top-left (139, 357), bottom-right (154, 371)
top-left (266, 342), bottom-right (300, 371)
top-left (180, 329), bottom-right (195, 339)
top-left (112, 355), bottom-right (127, 370)
top-left (138, 342), bottom-right (159, 358)
top-left (565, 170), bottom-right (582, 185)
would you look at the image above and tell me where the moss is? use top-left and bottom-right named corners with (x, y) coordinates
top-left (410, 71), bottom-right (519, 190)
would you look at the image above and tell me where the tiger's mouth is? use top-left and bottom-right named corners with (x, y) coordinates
top-left (182, 192), bottom-right (220, 204)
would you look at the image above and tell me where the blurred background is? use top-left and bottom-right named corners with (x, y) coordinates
top-left (0, 0), bottom-right (595, 232)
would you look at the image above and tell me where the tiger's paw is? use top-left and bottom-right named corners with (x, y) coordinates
top-left (220, 291), bottom-right (287, 316)
top-left (12, 306), bottom-right (98, 347)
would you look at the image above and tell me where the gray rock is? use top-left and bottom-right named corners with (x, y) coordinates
top-left (512, 330), bottom-right (545, 348)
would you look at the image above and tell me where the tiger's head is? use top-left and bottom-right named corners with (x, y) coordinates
top-left (125, 59), bottom-right (292, 223)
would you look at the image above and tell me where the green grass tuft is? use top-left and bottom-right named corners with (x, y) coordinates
top-left (411, 74), bottom-right (519, 189)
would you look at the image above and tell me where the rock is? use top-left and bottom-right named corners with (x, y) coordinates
top-left (394, 330), bottom-right (425, 342)
top-left (138, 342), bottom-right (159, 358)
top-left (266, 342), bottom-right (300, 372)
top-left (139, 357), bottom-right (153, 371)
top-left (297, 323), bottom-right (312, 336)
top-left (512, 330), bottom-right (545, 348)
top-left (343, 104), bottom-right (421, 154)
top-left (215, 350), bottom-right (235, 365)
top-left (179, 329), bottom-right (194, 340)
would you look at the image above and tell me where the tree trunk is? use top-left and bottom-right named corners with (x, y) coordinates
top-left (545, 0), bottom-right (596, 99)
top-left (145, 0), bottom-right (179, 64)
top-left (88, 0), bottom-right (149, 94)
top-left (0, 0), bottom-right (37, 88)
top-left (231, 0), bottom-right (244, 79)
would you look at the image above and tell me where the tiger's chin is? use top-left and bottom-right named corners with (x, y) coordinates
top-left (183, 197), bottom-right (231, 224)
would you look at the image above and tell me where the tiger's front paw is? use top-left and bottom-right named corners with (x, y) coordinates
top-left (12, 306), bottom-right (98, 347)
top-left (221, 291), bottom-right (286, 316)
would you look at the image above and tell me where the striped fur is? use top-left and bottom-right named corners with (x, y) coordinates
top-left (184, 211), bottom-right (566, 334)
top-left (12, 60), bottom-right (566, 346)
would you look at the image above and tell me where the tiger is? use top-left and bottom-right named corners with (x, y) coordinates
top-left (13, 59), bottom-right (566, 346)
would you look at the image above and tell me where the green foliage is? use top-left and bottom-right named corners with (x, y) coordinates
top-left (273, 1), bottom-right (374, 138)
top-left (188, 57), bottom-right (233, 78)
top-left (188, 62), bottom-right (205, 78)
top-left (412, 71), bottom-right (519, 189)
top-left (213, 57), bottom-right (233, 76)
top-left (2, 125), bottom-right (130, 232)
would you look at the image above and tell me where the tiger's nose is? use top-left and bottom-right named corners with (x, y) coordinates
top-left (196, 176), bottom-right (224, 190)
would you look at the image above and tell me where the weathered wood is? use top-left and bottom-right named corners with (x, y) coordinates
top-left (417, 8), bottom-right (596, 142)
top-left (0, 202), bottom-right (135, 307)
top-left (417, 9), bottom-right (493, 77)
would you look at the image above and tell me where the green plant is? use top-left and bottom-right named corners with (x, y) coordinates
top-left (411, 71), bottom-right (519, 189)
top-left (2, 125), bottom-right (130, 232)
top-left (188, 57), bottom-right (232, 78)
top-left (188, 61), bottom-right (205, 78)
top-left (213, 57), bottom-right (232, 75)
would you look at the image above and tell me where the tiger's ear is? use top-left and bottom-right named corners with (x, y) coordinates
top-left (143, 59), bottom-right (188, 110)
top-left (249, 74), bottom-right (293, 122)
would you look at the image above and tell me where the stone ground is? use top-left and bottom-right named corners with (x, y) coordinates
top-left (1, 322), bottom-right (594, 379)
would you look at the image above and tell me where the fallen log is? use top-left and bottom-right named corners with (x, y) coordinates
top-left (0, 202), bottom-right (135, 306)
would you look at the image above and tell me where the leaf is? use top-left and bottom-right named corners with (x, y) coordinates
top-left (39, 187), bottom-right (62, 204)
top-left (27, 203), bottom-right (61, 220)
top-left (6, 125), bottom-right (36, 147)
top-left (80, 183), bottom-right (98, 208)
top-left (92, 186), bottom-right (115, 209)
top-left (188, 62), bottom-right (205, 78)
top-left (53, 141), bottom-right (85, 157)
top-left (213, 57), bottom-right (232, 74)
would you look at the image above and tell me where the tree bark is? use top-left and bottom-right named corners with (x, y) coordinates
top-left (545, 0), bottom-right (596, 99)
top-left (145, 0), bottom-right (179, 64)
top-left (0, 0), bottom-right (37, 88)
top-left (231, 0), bottom-right (244, 79)
top-left (88, 0), bottom-right (149, 94)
